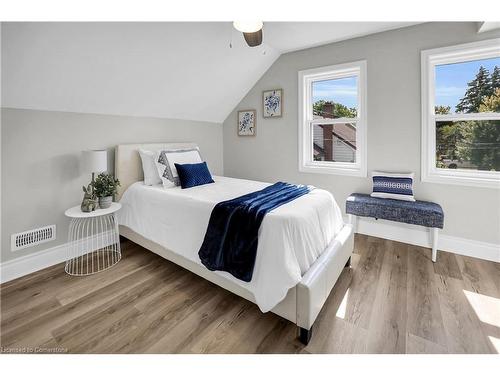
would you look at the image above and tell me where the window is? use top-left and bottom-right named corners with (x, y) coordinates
top-left (298, 61), bottom-right (367, 177)
top-left (421, 39), bottom-right (500, 188)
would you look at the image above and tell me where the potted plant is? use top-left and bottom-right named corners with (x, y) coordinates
top-left (93, 173), bottom-right (121, 209)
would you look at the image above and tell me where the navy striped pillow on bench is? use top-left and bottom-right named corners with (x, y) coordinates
top-left (371, 171), bottom-right (415, 202)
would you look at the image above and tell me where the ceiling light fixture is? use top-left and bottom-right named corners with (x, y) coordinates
top-left (233, 21), bottom-right (263, 47)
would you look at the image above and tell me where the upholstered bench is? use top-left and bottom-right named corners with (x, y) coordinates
top-left (346, 193), bottom-right (444, 262)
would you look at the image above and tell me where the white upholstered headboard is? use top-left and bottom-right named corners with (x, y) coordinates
top-left (114, 142), bottom-right (198, 201)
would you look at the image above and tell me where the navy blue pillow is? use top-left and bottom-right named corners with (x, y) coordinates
top-left (174, 162), bottom-right (215, 189)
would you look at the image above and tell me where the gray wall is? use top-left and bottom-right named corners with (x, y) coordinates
top-left (1, 108), bottom-right (223, 262)
top-left (223, 22), bottom-right (500, 246)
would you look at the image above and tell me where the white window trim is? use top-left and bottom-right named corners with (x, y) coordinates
top-left (421, 39), bottom-right (500, 189)
top-left (298, 60), bottom-right (367, 177)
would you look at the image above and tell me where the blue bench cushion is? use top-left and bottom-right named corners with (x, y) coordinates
top-left (346, 193), bottom-right (444, 229)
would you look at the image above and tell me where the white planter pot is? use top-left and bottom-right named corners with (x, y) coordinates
top-left (99, 196), bottom-right (113, 209)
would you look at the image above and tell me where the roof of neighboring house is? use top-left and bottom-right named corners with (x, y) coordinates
top-left (312, 121), bottom-right (357, 154)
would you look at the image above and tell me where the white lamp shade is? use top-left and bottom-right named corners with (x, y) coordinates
top-left (233, 21), bottom-right (263, 33)
top-left (82, 150), bottom-right (107, 173)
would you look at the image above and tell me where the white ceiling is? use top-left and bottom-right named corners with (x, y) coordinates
top-left (265, 22), bottom-right (418, 53)
top-left (477, 22), bottom-right (500, 33)
top-left (1, 22), bottom-right (417, 123)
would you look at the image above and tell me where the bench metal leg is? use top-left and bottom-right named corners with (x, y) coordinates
top-left (431, 227), bottom-right (439, 262)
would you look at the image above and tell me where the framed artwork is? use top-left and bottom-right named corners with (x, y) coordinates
top-left (262, 89), bottom-right (283, 118)
top-left (238, 110), bottom-right (256, 136)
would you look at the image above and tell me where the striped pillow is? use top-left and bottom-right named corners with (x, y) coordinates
top-left (371, 171), bottom-right (415, 202)
top-left (155, 148), bottom-right (203, 187)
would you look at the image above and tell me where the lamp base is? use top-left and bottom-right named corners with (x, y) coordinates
top-left (243, 29), bottom-right (263, 47)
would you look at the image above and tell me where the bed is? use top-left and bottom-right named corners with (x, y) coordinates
top-left (115, 143), bottom-right (354, 344)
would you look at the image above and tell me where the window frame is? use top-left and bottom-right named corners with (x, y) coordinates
top-left (298, 60), bottom-right (367, 177)
top-left (421, 39), bottom-right (500, 189)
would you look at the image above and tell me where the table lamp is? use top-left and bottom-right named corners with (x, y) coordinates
top-left (82, 150), bottom-right (108, 187)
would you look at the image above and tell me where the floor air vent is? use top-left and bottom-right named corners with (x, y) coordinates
top-left (11, 225), bottom-right (56, 251)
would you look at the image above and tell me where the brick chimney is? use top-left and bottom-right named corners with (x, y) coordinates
top-left (319, 102), bottom-right (334, 161)
top-left (321, 125), bottom-right (333, 161)
top-left (322, 102), bottom-right (334, 118)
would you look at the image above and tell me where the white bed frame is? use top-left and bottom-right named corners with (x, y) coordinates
top-left (115, 143), bottom-right (354, 344)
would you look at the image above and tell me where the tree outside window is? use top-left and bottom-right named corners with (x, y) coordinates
top-left (435, 64), bottom-right (499, 171)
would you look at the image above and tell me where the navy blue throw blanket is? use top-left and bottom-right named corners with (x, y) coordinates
top-left (198, 182), bottom-right (310, 282)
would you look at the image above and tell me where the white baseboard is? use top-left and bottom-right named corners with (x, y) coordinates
top-left (1, 220), bottom-right (499, 284)
top-left (0, 242), bottom-right (68, 284)
top-left (0, 230), bottom-right (116, 284)
top-left (354, 216), bottom-right (500, 263)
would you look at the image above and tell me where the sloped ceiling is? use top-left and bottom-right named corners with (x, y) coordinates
top-left (264, 22), bottom-right (418, 53)
top-left (1, 22), bottom-right (416, 123)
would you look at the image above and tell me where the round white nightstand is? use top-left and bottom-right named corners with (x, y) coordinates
top-left (64, 202), bottom-right (122, 276)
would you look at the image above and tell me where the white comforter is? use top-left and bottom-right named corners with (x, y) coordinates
top-left (117, 176), bottom-right (344, 312)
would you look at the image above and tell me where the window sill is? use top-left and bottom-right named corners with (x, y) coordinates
top-left (300, 163), bottom-right (367, 177)
top-left (422, 170), bottom-right (500, 189)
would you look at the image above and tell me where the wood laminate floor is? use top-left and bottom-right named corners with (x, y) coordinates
top-left (1, 234), bottom-right (499, 354)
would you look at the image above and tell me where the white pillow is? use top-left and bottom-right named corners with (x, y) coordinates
top-left (138, 149), bottom-right (162, 186)
top-left (156, 148), bottom-right (203, 187)
top-left (370, 171), bottom-right (415, 202)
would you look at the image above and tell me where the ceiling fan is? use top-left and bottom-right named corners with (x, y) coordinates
top-left (233, 21), bottom-right (263, 47)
